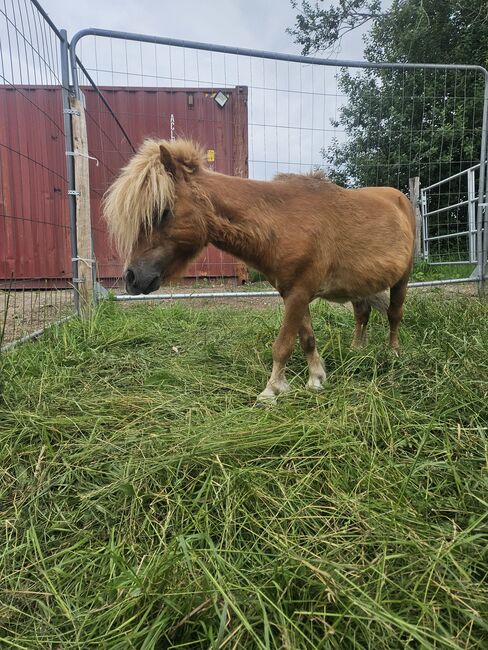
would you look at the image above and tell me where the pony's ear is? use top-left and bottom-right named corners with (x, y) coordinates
top-left (160, 145), bottom-right (177, 178)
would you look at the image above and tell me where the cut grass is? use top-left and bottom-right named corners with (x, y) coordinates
top-left (410, 262), bottom-right (476, 283)
top-left (0, 292), bottom-right (487, 649)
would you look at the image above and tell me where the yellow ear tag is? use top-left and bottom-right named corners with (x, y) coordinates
top-left (207, 149), bottom-right (215, 162)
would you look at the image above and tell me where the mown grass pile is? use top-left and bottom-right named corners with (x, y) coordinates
top-left (0, 292), bottom-right (487, 649)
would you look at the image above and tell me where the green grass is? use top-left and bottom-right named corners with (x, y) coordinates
top-left (247, 262), bottom-right (476, 286)
top-left (0, 293), bottom-right (487, 649)
top-left (410, 262), bottom-right (476, 283)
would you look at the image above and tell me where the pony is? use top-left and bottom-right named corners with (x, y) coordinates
top-left (103, 139), bottom-right (415, 402)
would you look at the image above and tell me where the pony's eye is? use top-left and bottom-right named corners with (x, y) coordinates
top-left (153, 208), bottom-right (170, 224)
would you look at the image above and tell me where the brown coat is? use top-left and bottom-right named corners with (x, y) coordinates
top-left (103, 139), bottom-right (415, 401)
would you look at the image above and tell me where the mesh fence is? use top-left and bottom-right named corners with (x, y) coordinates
top-left (70, 35), bottom-right (486, 297)
top-left (0, 0), bottom-right (76, 349)
top-left (421, 164), bottom-right (481, 265)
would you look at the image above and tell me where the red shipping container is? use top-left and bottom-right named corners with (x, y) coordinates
top-left (0, 85), bottom-right (248, 286)
top-left (0, 86), bottom-right (71, 287)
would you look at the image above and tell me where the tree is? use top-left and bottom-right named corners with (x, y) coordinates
top-left (288, 1), bottom-right (488, 259)
top-left (287, 0), bottom-right (383, 57)
top-left (288, 0), bottom-right (488, 190)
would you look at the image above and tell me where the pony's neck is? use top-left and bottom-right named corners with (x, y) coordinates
top-left (198, 171), bottom-right (277, 273)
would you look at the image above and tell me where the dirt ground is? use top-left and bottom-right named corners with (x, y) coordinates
top-left (1, 281), bottom-right (479, 349)
top-left (117, 280), bottom-right (479, 311)
top-left (117, 282), bottom-right (283, 310)
top-left (0, 289), bottom-right (76, 348)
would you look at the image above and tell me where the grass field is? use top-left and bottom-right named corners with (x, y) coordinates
top-left (1, 292), bottom-right (487, 649)
top-left (247, 262), bottom-right (477, 285)
top-left (409, 262), bottom-right (476, 283)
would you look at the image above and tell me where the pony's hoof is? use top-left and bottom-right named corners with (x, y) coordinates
top-left (307, 381), bottom-right (324, 392)
top-left (255, 396), bottom-right (277, 408)
top-left (351, 339), bottom-right (367, 350)
top-left (256, 381), bottom-right (289, 405)
top-left (256, 391), bottom-right (278, 406)
top-left (307, 375), bottom-right (326, 391)
top-left (307, 360), bottom-right (326, 391)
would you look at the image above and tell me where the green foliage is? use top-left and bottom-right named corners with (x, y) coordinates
top-left (289, 0), bottom-right (488, 190)
top-left (248, 267), bottom-right (267, 283)
top-left (410, 261), bottom-right (476, 282)
top-left (1, 295), bottom-right (488, 648)
top-left (323, 66), bottom-right (485, 192)
top-left (288, 0), bottom-right (382, 56)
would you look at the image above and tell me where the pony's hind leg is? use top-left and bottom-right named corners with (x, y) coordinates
top-left (351, 300), bottom-right (371, 349)
top-left (258, 292), bottom-right (309, 403)
top-left (387, 274), bottom-right (409, 352)
top-left (299, 307), bottom-right (326, 390)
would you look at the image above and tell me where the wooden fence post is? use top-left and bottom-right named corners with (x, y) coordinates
top-left (69, 95), bottom-right (94, 318)
top-left (232, 85), bottom-right (249, 284)
top-left (409, 176), bottom-right (422, 259)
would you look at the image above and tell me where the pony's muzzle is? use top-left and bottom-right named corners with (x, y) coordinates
top-left (124, 268), bottom-right (135, 286)
top-left (124, 267), bottom-right (160, 295)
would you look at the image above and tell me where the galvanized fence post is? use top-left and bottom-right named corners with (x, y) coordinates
top-left (476, 76), bottom-right (488, 295)
top-left (60, 29), bottom-right (80, 315)
top-left (420, 190), bottom-right (429, 261)
top-left (467, 167), bottom-right (477, 264)
top-left (409, 177), bottom-right (422, 259)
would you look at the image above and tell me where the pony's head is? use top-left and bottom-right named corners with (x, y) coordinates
top-left (103, 139), bottom-right (209, 294)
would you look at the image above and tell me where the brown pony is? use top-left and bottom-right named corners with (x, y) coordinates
top-left (103, 139), bottom-right (415, 402)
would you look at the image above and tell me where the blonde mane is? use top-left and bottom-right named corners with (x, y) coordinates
top-left (102, 138), bottom-right (205, 258)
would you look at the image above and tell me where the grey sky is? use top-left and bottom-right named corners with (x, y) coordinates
top-left (43, 0), bottom-right (370, 60)
top-left (38, 1), bottom-right (379, 179)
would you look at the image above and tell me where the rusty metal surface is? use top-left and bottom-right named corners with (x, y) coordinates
top-left (0, 86), bottom-right (70, 283)
top-left (0, 85), bottom-right (248, 285)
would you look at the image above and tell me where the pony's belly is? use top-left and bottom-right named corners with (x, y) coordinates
top-left (315, 266), bottom-right (397, 303)
top-left (315, 281), bottom-right (389, 303)
top-left (316, 290), bottom-right (353, 303)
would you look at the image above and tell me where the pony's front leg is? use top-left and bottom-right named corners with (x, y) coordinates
top-left (258, 293), bottom-right (309, 404)
top-left (298, 307), bottom-right (326, 391)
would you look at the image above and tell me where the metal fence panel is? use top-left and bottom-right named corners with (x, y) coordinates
top-left (1, 4), bottom-right (486, 354)
top-left (420, 163), bottom-right (485, 265)
top-left (68, 29), bottom-right (488, 299)
top-left (0, 0), bottom-right (77, 350)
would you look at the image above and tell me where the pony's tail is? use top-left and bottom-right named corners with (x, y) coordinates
top-left (364, 290), bottom-right (390, 315)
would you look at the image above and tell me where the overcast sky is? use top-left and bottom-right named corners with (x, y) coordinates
top-left (43, 0), bottom-right (370, 61)
top-left (26, 1), bottom-right (385, 180)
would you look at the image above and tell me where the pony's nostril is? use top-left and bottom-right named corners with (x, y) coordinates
top-left (125, 269), bottom-right (135, 285)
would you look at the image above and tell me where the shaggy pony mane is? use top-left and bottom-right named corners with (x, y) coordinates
top-left (102, 139), bottom-right (205, 258)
